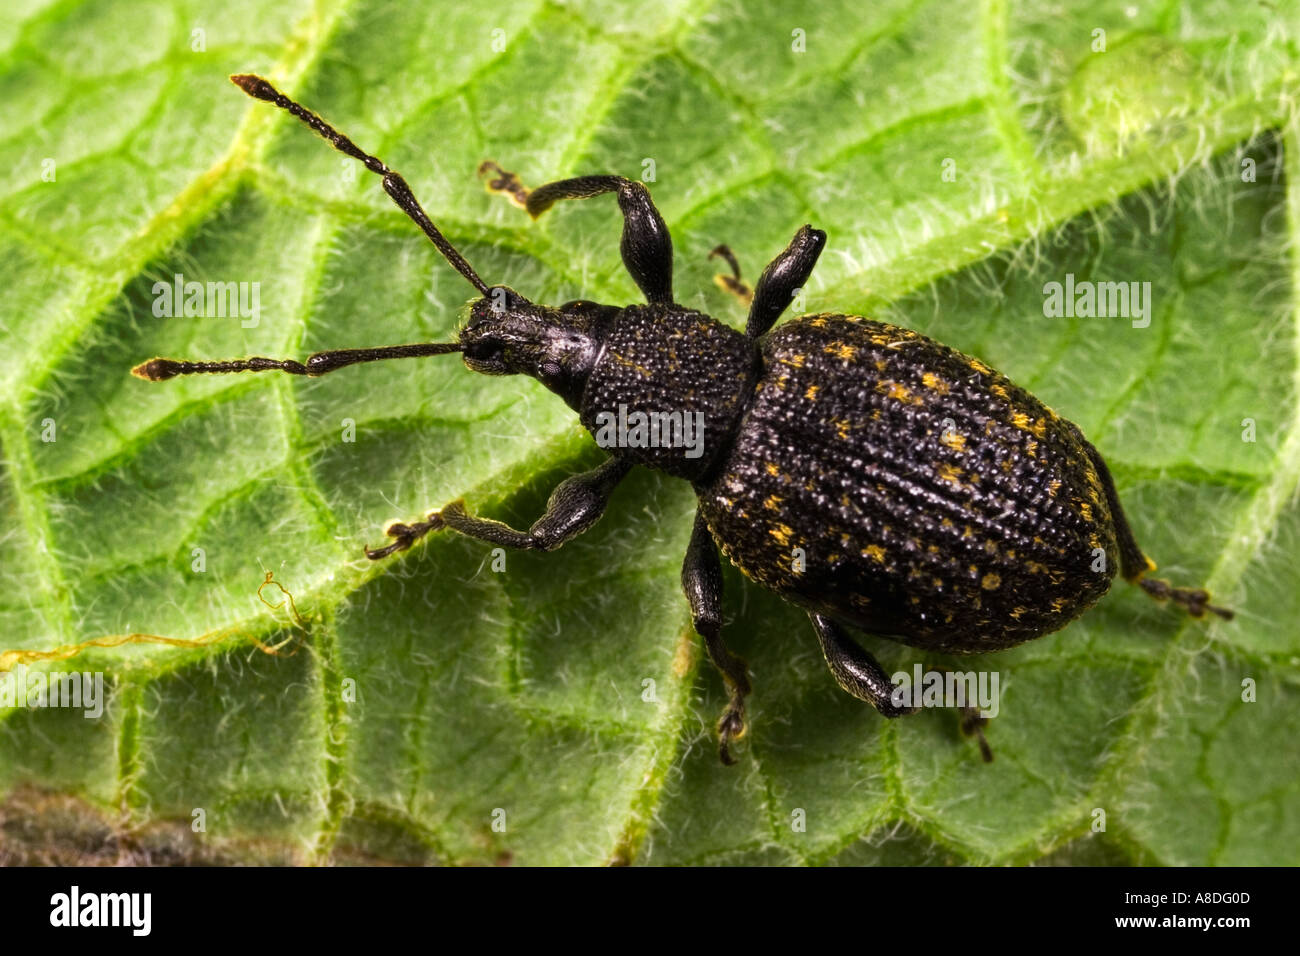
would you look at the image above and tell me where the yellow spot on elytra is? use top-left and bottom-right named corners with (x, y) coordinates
top-left (765, 462), bottom-right (780, 477)
top-left (941, 517), bottom-right (954, 528)
top-left (969, 358), bottom-right (992, 376)
top-left (770, 523), bottom-right (794, 546)
top-left (763, 494), bottom-right (783, 512)
top-left (941, 431), bottom-right (967, 451)
top-left (1078, 501), bottom-right (1093, 520)
top-left (863, 544), bottom-right (887, 563)
top-left (877, 380), bottom-right (918, 404)
top-left (1048, 479), bottom-right (1062, 497)
top-left (1051, 597), bottom-right (1070, 613)
top-left (805, 384), bottom-right (819, 401)
top-left (962, 525), bottom-right (974, 539)
top-left (825, 342), bottom-right (857, 360)
top-left (786, 353), bottom-right (806, 367)
top-left (991, 383), bottom-right (1011, 401)
top-left (937, 462), bottom-right (964, 485)
top-left (1025, 440), bottom-right (1038, 457)
top-left (833, 418), bottom-right (851, 439)
top-left (981, 573), bottom-right (1001, 590)
top-left (1010, 606), bottom-right (1027, 620)
top-left (875, 359), bottom-right (887, 372)
top-left (1026, 561), bottom-right (1047, 574)
top-left (921, 372), bottom-right (949, 393)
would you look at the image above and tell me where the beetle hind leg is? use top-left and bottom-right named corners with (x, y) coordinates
top-left (1080, 438), bottom-right (1234, 620)
top-left (682, 511), bottom-right (751, 765)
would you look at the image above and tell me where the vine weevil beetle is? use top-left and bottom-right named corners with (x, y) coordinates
top-left (133, 74), bottom-right (1233, 765)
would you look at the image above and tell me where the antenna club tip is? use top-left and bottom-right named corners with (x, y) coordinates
top-left (230, 73), bottom-right (277, 101)
top-left (132, 359), bottom-right (180, 382)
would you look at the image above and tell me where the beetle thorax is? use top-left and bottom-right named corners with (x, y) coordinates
top-left (578, 304), bottom-right (759, 481)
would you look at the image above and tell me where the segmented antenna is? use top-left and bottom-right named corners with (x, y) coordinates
top-left (230, 73), bottom-right (491, 295)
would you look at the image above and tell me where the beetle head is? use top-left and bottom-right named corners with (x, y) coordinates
top-left (460, 287), bottom-right (616, 409)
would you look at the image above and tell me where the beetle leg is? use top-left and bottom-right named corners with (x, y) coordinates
top-left (1079, 438), bottom-right (1234, 620)
top-left (707, 244), bottom-right (754, 305)
top-left (479, 162), bottom-right (674, 305)
top-left (927, 665), bottom-right (994, 762)
top-left (745, 224), bottom-right (826, 338)
top-left (365, 456), bottom-right (632, 559)
top-left (809, 613), bottom-right (915, 717)
top-left (682, 511), bottom-right (751, 765)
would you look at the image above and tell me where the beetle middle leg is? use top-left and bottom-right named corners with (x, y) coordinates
top-left (812, 616), bottom-right (997, 761)
top-left (809, 613), bottom-right (915, 717)
top-left (480, 162), bottom-right (674, 305)
top-left (365, 456), bottom-right (633, 559)
top-left (681, 511), bottom-right (752, 765)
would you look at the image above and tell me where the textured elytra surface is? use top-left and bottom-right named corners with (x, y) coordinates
top-left (698, 313), bottom-right (1117, 651)
top-left (0, 0), bottom-right (1298, 866)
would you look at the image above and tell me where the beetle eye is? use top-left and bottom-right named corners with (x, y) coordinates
top-left (466, 340), bottom-right (497, 360)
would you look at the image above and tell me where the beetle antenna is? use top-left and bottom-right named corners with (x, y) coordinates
top-left (230, 73), bottom-right (491, 296)
top-left (131, 342), bottom-right (462, 382)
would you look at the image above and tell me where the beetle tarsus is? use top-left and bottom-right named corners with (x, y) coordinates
top-left (960, 708), bottom-right (994, 762)
top-left (709, 244), bottom-right (754, 305)
top-left (364, 512), bottom-right (446, 560)
top-left (1138, 577), bottom-right (1234, 620)
top-left (717, 703), bottom-right (746, 766)
top-left (478, 160), bottom-right (532, 210)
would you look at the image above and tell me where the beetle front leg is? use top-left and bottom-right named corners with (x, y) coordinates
top-left (479, 162), bottom-right (674, 305)
top-left (745, 224), bottom-right (826, 338)
top-left (365, 456), bottom-right (633, 559)
top-left (681, 511), bottom-right (752, 765)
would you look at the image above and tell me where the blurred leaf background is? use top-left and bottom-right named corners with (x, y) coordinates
top-left (1, 0), bottom-right (1298, 865)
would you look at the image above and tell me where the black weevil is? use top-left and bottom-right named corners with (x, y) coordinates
top-left (133, 75), bottom-right (1233, 764)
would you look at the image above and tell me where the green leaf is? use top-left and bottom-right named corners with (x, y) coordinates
top-left (1, 0), bottom-right (1298, 866)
